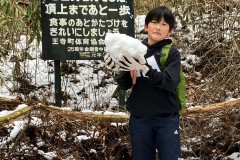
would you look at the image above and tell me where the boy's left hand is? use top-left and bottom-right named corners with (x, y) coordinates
top-left (118, 53), bottom-right (149, 75)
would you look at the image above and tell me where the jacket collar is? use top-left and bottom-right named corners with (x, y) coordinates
top-left (142, 39), bottom-right (172, 56)
top-left (142, 38), bottom-right (172, 48)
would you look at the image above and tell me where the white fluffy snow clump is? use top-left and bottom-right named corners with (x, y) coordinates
top-left (104, 33), bottom-right (147, 62)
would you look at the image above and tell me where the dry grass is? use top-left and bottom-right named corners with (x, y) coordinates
top-left (0, 103), bottom-right (239, 159)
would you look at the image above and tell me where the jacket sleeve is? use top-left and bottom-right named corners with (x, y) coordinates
top-left (145, 48), bottom-right (181, 92)
top-left (113, 71), bottom-right (133, 90)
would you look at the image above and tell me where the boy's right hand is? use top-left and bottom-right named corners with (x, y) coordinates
top-left (104, 53), bottom-right (121, 72)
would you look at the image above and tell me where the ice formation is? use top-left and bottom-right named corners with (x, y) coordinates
top-left (104, 33), bottom-right (147, 62)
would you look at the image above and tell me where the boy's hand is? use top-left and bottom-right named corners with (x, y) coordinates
top-left (130, 70), bottom-right (137, 85)
top-left (119, 53), bottom-right (149, 75)
top-left (104, 53), bottom-right (121, 73)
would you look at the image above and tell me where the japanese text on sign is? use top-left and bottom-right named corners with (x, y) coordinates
top-left (41, 0), bottom-right (134, 60)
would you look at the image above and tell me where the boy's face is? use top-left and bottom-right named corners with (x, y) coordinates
top-left (144, 18), bottom-right (172, 45)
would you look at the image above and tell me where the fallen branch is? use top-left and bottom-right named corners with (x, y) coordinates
top-left (0, 106), bottom-right (34, 127)
top-left (37, 104), bottom-right (129, 123)
top-left (0, 99), bottom-right (239, 127)
top-left (183, 99), bottom-right (240, 116)
top-left (36, 99), bottom-right (240, 122)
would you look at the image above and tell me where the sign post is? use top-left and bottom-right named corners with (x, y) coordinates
top-left (54, 60), bottom-right (62, 107)
top-left (41, 0), bottom-right (134, 107)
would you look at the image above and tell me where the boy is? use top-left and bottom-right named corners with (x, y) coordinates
top-left (104, 6), bottom-right (181, 160)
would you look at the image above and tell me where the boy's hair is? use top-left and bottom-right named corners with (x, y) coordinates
top-left (145, 6), bottom-right (176, 30)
